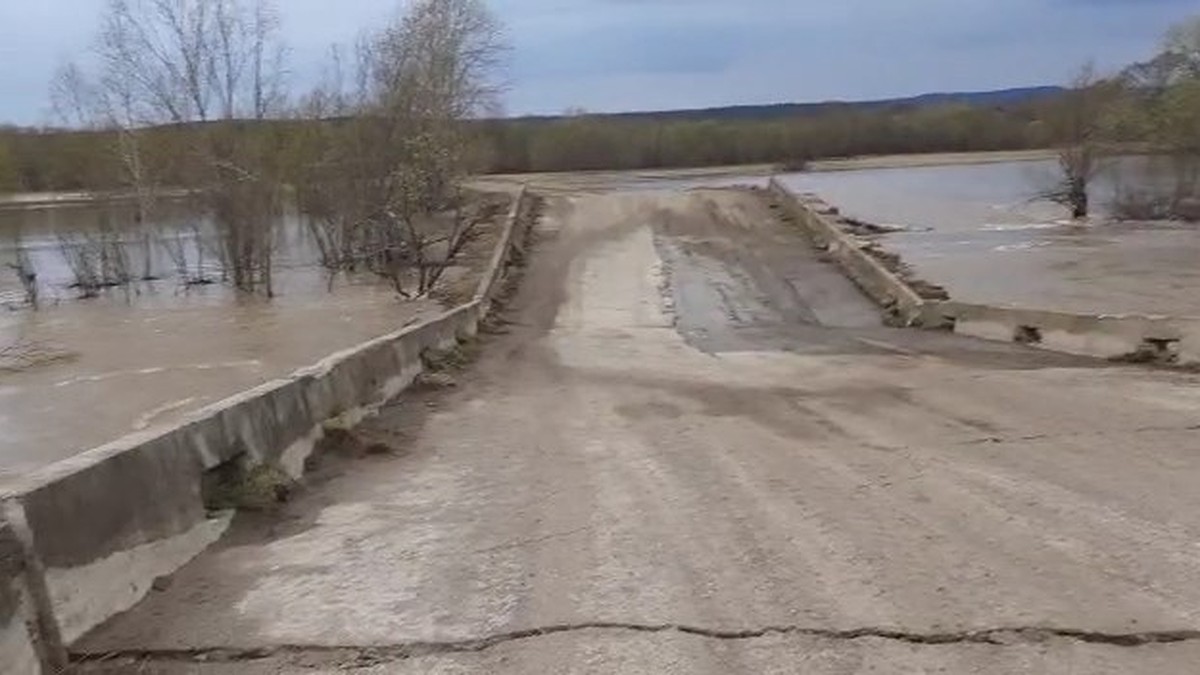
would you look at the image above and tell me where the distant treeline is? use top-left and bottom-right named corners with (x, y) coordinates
top-left (2, 21), bottom-right (1198, 194)
top-left (479, 99), bottom-right (1059, 174)
top-left (0, 96), bottom-right (1064, 193)
top-left (0, 122), bottom-right (303, 194)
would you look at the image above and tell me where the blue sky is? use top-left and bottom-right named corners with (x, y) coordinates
top-left (0, 0), bottom-right (1193, 124)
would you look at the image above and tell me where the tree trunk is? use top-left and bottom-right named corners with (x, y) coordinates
top-left (1070, 179), bottom-right (1089, 219)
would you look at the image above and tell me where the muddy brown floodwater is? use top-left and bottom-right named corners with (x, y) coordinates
top-left (0, 198), bottom-right (494, 487)
top-left (779, 158), bottom-right (1200, 317)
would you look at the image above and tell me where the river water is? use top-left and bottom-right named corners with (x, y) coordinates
top-left (0, 200), bottom-right (443, 484)
top-left (778, 158), bottom-right (1200, 318)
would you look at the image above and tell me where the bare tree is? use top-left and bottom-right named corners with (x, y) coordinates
top-left (57, 234), bottom-right (102, 298)
top-left (57, 214), bottom-right (134, 298)
top-left (1041, 63), bottom-right (1117, 219)
top-left (160, 219), bottom-right (215, 285)
top-left (49, 62), bottom-right (99, 130)
top-left (58, 0), bottom-right (288, 295)
top-left (294, 0), bottom-right (507, 297)
top-left (54, 58), bottom-right (166, 291)
top-left (6, 239), bottom-right (38, 309)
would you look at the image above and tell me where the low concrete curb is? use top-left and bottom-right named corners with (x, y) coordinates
top-left (928, 301), bottom-right (1200, 366)
top-left (0, 186), bottom-right (532, 670)
top-left (768, 178), bottom-right (927, 325)
top-left (770, 178), bottom-right (1200, 366)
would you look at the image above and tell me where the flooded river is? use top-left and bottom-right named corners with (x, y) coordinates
top-left (6, 158), bottom-right (1194, 483)
top-left (779, 158), bottom-right (1200, 317)
top-left (0, 200), bottom-right (443, 484)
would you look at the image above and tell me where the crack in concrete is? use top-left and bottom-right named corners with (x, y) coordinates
top-left (965, 422), bottom-right (1200, 446)
top-left (467, 525), bottom-right (593, 557)
top-left (72, 623), bottom-right (1200, 665)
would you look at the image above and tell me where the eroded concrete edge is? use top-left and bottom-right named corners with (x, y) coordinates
top-left (476, 185), bottom-right (529, 312)
top-left (0, 186), bottom-right (533, 670)
top-left (47, 515), bottom-right (232, 646)
top-left (930, 301), bottom-right (1200, 365)
top-left (73, 621), bottom-right (1200, 670)
top-left (767, 178), bottom-right (927, 325)
top-left (0, 522), bottom-right (50, 674)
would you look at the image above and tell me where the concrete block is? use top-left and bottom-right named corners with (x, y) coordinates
top-left (178, 413), bottom-right (234, 472)
top-left (296, 371), bottom-right (339, 426)
top-left (457, 303), bottom-right (482, 340)
top-left (1040, 327), bottom-right (1140, 359)
top-left (11, 432), bottom-right (207, 571)
top-left (2, 432), bottom-right (221, 644)
top-left (43, 513), bottom-right (229, 645)
top-left (954, 317), bottom-right (1018, 343)
top-left (214, 383), bottom-right (289, 466)
top-left (0, 524), bottom-right (45, 675)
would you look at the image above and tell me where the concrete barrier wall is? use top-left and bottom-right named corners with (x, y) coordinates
top-left (476, 188), bottom-right (523, 313)
top-left (0, 186), bottom-right (530, 666)
top-left (768, 178), bottom-right (927, 324)
top-left (929, 301), bottom-right (1200, 365)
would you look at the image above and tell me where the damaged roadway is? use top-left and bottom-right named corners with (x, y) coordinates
top-left (75, 186), bottom-right (1200, 673)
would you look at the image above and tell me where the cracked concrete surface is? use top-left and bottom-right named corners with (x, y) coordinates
top-left (69, 624), bottom-right (1200, 673)
top-left (75, 187), bottom-right (1200, 673)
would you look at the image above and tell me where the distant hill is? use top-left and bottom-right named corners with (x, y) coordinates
top-left (513, 86), bottom-right (1066, 123)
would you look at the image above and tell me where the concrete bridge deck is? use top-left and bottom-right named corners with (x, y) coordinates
top-left (76, 187), bottom-right (1200, 673)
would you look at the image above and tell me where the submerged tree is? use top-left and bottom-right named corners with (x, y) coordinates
top-left (54, 0), bottom-right (288, 295)
top-left (6, 238), bottom-right (38, 308)
top-left (293, 0), bottom-right (507, 297)
top-left (1040, 63), bottom-right (1121, 219)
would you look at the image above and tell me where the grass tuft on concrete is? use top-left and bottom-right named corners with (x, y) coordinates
top-left (203, 461), bottom-right (295, 512)
top-left (421, 338), bottom-right (481, 373)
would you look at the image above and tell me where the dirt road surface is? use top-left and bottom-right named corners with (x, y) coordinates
top-left (76, 187), bottom-right (1200, 673)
